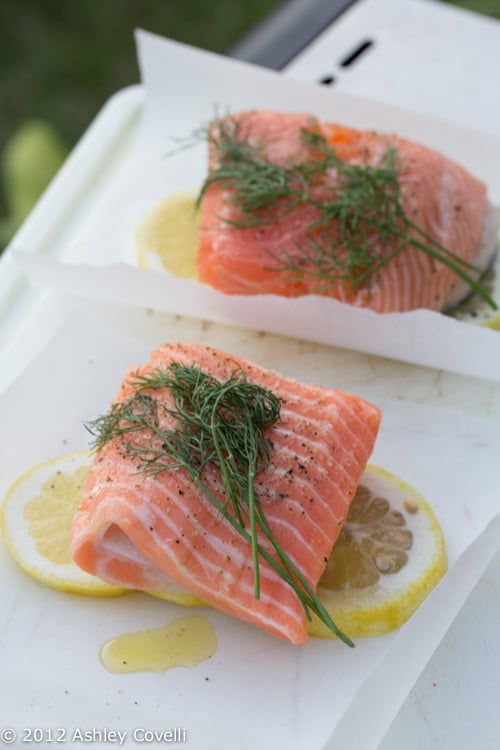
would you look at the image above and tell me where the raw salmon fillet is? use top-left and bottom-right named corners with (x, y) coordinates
top-left (71, 343), bottom-right (381, 644)
top-left (197, 110), bottom-right (497, 312)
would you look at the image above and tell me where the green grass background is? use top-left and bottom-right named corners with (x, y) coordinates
top-left (0, 0), bottom-right (282, 244)
top-left (0, 0), bottom-right (499, 249)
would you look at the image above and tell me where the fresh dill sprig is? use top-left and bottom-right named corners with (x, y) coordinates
top-left (196, 118), bottom-right (314, 226)
top-left (86, 362), bottom-right (354, 647)
top-left (198, 118), bottom-right (496, 308)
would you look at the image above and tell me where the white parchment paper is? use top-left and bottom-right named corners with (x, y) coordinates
top-left (12, 30), bottom-right (500, 381)
top-left (1, 306), bottom-right (499, 750)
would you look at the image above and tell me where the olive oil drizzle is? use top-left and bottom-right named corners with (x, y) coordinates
top-left (100, 615), bottom-right (217, 674)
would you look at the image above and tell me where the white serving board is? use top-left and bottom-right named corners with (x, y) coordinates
top-left (1, 2), bottom-right (500, 749)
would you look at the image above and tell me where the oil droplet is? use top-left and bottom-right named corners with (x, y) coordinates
top-left (99, 615), bottom-right (217, 674)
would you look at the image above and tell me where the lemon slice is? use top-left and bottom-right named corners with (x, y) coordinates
top-left (135, 190), bottom-right (199, 277)
top-left (310, 465), bottom-right (447, 638)
top-left (1, 450), bottom-right (127, 597)
top-left (146, 588), bottom-right (205, 608)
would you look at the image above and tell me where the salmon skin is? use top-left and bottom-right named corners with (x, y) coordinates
top-left (71, 343), bottom-right (381, 644)
top-left (196, 110), bottom-right (497, 313)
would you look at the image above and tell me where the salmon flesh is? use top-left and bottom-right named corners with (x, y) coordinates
top-left (71, 343), bottom-right (381, 644)
top-left (196, 110), bottom-right (497, 313)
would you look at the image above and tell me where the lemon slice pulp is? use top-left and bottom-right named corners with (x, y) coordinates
top-left (311, 464), bottom-right (447, 638)
top-left (135, 190), bottom-right (199, 278)
top-left (1, 450), bottom-right (127, 597)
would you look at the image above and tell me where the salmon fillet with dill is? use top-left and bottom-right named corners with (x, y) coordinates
top-left (71, 343), bottom-right (381, 645)
top-left (196, 110), bottom-right (497, 313)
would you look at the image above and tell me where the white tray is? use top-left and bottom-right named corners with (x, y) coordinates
top-left (1, 2), bottom-right (500, 749)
